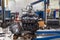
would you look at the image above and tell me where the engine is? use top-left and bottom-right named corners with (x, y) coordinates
top-left (9, 5), bottom-right (40, 40)
top-left (10, 13), bottom-right (39, 34)
top-left (21, 14), bottom-right (39, 32)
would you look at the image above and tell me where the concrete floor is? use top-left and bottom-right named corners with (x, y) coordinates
top-left (0, 27), bottom-right (13, 40)
top-left (0, 27), bottom-right (60, 40)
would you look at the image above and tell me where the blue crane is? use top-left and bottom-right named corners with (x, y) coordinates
top-left (31, 0), bottom-right (49, 23)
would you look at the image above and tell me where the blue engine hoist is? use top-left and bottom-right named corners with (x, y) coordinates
top-left (30, 0), bottom-right (60, 40)
top-left (31, 0), bottom-right (49, 23)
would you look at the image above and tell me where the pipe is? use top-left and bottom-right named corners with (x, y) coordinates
top-left (2, 0), bottom-right (5, 22)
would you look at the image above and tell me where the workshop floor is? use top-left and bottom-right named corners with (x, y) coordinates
top-left (0, 27), bottom-right (60, 40)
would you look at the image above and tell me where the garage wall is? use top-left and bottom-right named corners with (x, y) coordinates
top-left (49, 0), bottom-right (59, 9)
top-left (33, 0), bottom-right (59, 10)
top-left (6, 0), bottom-right (59, 11)
top-left (5, 0), bottom-right (60, 17)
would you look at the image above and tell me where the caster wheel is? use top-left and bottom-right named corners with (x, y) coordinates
top-left (13, 34), bottom-right (18, 40)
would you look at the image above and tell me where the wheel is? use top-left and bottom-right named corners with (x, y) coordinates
top-left (13, 34), bottom-right (18, 40)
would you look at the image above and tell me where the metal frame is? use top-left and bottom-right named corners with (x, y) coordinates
top-left (31, 0), bottom-right (49, 23)
top-left (2, 0), bottom-right (5, 22)
top-left (33, 31), bottom-right (60, 40)
top-left (31, 0), bottom-right (60, 40)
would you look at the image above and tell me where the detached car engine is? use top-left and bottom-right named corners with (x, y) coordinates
top-left (10, 14), bottom-right (39, 34)
top-left (9, 13), bottom-right (39, 40)
top-left (9, 5), bottom-right (40, 40)
top-left (21, 14), bottom-right (39, 32)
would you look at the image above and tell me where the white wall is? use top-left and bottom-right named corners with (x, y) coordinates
top-left (6, 0), bottom-right (37, 12)
top-left (33, 1), bottom-right (44, 11)
top-left (5, 0), bottom-right (60, 17)
top-left (5, 0), bottom-right (44, 12)
top-left (5, 0), bottom-right (38, 17)
top-left (33, 0), bottom-right (59, 10)
top-left (6, 0), bottom-right (59, 11)
top-left (49, 0), bottom-right (59, 9)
